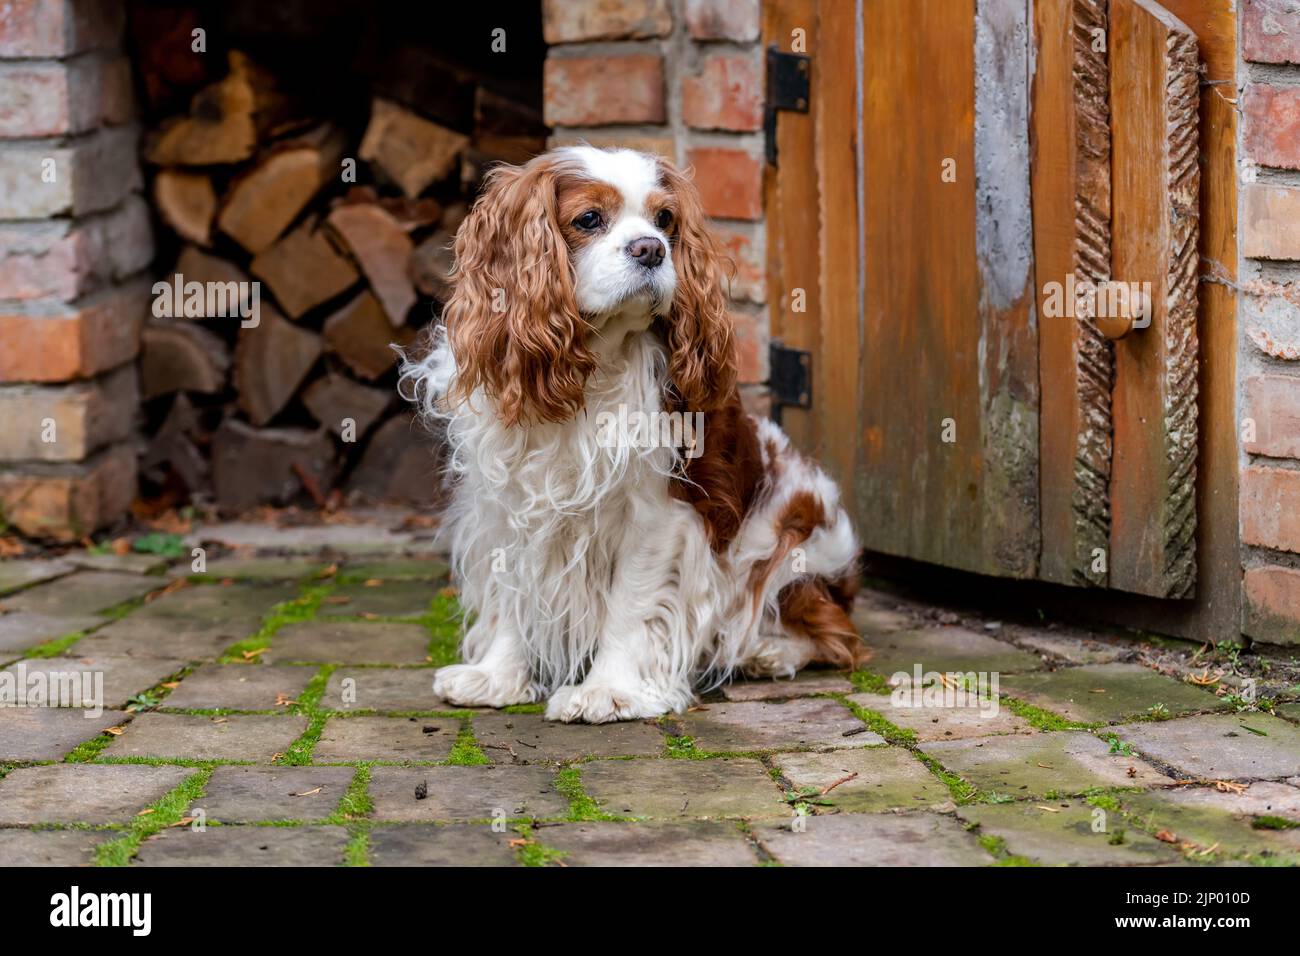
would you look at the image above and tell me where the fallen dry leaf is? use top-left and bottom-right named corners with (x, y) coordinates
top-left (111, 537), bottom-right (132, 555)
top-left (1213, 780), bottom-right (1247, 794)
top-left (105, 726), bottom-right (125, 736)
top-left (507, 838), bottom-right (529, 848)
top-left (241, 648), bottom-right (268, 661)
top-left (318, 563), bottom-right (339, 579)
top-left (161, 681), bottom-right (180, 690)
top-left (275, 694), bottom-right (297, 707)
top-left (168, 817), bottom-right (195, 828)
top-left (438, 586), bottom-right (458, 598)
top-left (136, 808), bottom-right (156, 817)
top-left (1188, 670), bottom-right (1220, 687)
top-left (363, 578), bottom-right (383, 587)
top-left (361, 612), bottom-right (379, 620)
top-left (1034, 805), bottom-right (1062, 813)
top-left (1155, 829), bottom-right (1179, 844)
top-left (291, 787), bottom-right (323, 797)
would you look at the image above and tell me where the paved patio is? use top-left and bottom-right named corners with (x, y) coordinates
top-left (1, 513), bottom-right (1298, 867)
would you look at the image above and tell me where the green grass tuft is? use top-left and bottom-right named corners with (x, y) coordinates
top-left (555, 766), bottom-right (625, 821)
top-left (1001, 695), bottom-right (1088, 732)
top-left (447, 722), bottom-right (490, 765)
top-left (849, 670), bottom-right (893, 695)
top-left (94, 767), bottom-right (211, 866)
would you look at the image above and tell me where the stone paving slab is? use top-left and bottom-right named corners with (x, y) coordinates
top-left (342, 557), bottom-right (450, 581)
top-left (0, 611), bottom-right (103, 654)
top-left (133, 825), bottom-right (349, 866)
top-left (266, 620), bottom-right (430, 664)
top-left (1000, 663), bottom-right (1222, 724)
top-left (722, 671), bottom-right (853, 701)
top-left (4, 571), bottom-right (164, 618)
top-left (1153, 781), bottom-right (1300, 822)
top-left (474, 712), bottom-right (665, 763)
top-left (70, 553), bottom-right (172, 575)
top-left (681, 698), bottom-right (875, 752)
top-left (1005, 628), bottom-right (1129, 665)
top-left (0, 707), bottom-right (128, 761)
top-left (105, 713), bottom-right (309, 761)
top-left (198, 558), bottom-right (330, 581)
top-left (1110, 713), bottom-right (1300, 780)
top-left (847, 691), bottom-right (1036, 741)
top-left (920, 731), bottom-right (1171, 798)
top-left (1, 655), bottom-right (187, 709)
top-left (198, 765), bottom-right (356, 822)
top-left (0, 829), bottom-right (110, 867)
top-left (322, 667), bottom-right (456, 712)
top-left (0, 558), bottom-right (76, 595)
top-left (580, 758), bottom-right (787, 819)
top-left (851, 603), bottom-right (916, 634)
top-left (77, 615), bottom-right (262, 661)
top-left (1115, 789), bottom-right (1300, 862)
top-left (539, 821), bottom-right (758, 866)
top-left (773, 746), bottom-right (954, 812)
top-left (313, 716), bottom-right (458, 762)
top-left (859, 627), bottom-right (1044, 676)
top-left (161, 664), bottom-right (314, 711)
top-left (317, 579), bottom-right (436, 618)
top-left (0, 764), bottom-right (192, 825)
top-left (368, 765), bottom-right (568, 821)
top-left (754, 812), bottom-right (994, 866)
top-left (128, 581), bottom-right (298, 623)
top-left (956, 800), bottom-right (1182, 866)
top-left (187, 521), bottom-right (420, 554)
top-left (368, 824), bottom-right (520, 866)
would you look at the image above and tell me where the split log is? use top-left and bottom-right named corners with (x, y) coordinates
top-left (153, 169), bottom-right (216, 246)
top-left (175, 246), bottom-right (252, 300)
top-left (140, 394), bottom-right (208, 493)
top-left (326, 203), bottom-right (416, 326)
top-left (143, 52), bottom-right (279, 166)
top-left (301, 372), bottom-right (392, 439)
top-left (211, 418), bottom-right (337, 513)
top-left (347, 413), bottom-right (443, 507)
top-left (218, 126), bottom-right (346, 253)
top-left (140, 321), bottom-right (231, 400)
top-left (336, 186), bottom-right (443, 233)
top-left (323, 291), bottom-right (416, 380)
top-left (233, 304), bottom-right (323, 425)
top-left (472, 87), bottom-right (547, 167)
top-left (409, 229), bottom-right (455, 300)
top-left (359, 97), bottom-right (470, 198)
top-left (250, 218), bottom-right (359, 318)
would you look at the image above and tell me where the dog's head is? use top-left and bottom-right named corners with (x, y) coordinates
top-left (442, 146), bottom-right (735, 426)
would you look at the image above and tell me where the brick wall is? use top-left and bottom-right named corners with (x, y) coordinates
top-left (541, 0), bottom-right (770, 414)
top-left (0, 0), bottom-right (150, 540)
top-left (1239, 0), bottom-right (1300, 645)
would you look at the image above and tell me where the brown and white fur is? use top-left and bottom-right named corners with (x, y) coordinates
top-left (400, 146), bottom-right (864, 723)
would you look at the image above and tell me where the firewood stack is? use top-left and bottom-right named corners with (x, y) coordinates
top-left (136, 47), bottom-right (546, 514)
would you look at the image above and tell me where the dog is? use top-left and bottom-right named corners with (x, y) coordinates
top-left (400, 146), bottom-right (865, 723)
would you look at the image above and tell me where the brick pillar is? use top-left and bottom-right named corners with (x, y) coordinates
top-left (541, 0), bottom-right (770, 416)
top-left (1238, 0), bottom-right (1300, 645)
top-left (0, 0), bottom-right (150, 540)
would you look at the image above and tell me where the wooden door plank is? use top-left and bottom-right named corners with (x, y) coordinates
top-left (859, 0), bottom-right (985, 572)
top-left (1109, 0), bottom-right (1200, 598)
top-left (1032, 0), bottom-right (1115, 587)
top-left (763, 0), bottom-right (821, 454)
top-left (974, 0), bottom-right (1040, 577)
top-left (815, 0), bottom-right (861, 521)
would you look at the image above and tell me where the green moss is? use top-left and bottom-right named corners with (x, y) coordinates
top-left (555, 765), bottom-right (626, 822)
top-left (295, 664), bottom-right (335, 714)
top-left (279, 714), bottom-right (328, 766)
top-left (219, 583), bottom-right (330, 664)
top-left (94, 767), bottom-right (212, 866)
top-left (849, 670), bottom-right (893, 695)
top-left (503, 703), bottom-right (545, 715)
top-left (447, 722), bottom-right (489, 766)
top-left (63, 730), bottom-right (122, 763)
top-left (343, 825), bottom-right (371, 866)
top-left (23, 631), bottom-right (90, 659)
top-left (836, 696), bottom-right (917, 746)
top-left (328, 765), bottom-right (374, 823)
top-left (422, 592), bottom-right (464, 666)
top-left (1000, 695), bottom-right (1089, 732)
top-left (515, 824), bottom-right (567, 867)
top-left (666, 734), bottom-right (705, 759)
top-left (1252, 815), bottom-right (1299, 831)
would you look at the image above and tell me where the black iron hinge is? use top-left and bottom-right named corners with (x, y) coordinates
top-left (765, 47), bottom-right (811, 166)
top-left (768, 341), bottom-right (812, 425)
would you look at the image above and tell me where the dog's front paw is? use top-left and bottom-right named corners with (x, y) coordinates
top-left (433, 664), bottom-right (538, 709)
top-left (545, 682), bottom-right (670, 723)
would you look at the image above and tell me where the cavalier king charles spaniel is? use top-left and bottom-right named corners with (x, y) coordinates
top-left (400, 146), bottom-right (864, 723)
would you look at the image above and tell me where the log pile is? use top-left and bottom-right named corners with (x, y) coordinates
top-left (136, 44), bottom-right (546, 513)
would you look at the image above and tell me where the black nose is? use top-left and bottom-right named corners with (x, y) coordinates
top-left (627, 236), bottom-right (665, 268)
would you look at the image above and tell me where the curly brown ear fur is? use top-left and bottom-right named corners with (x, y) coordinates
top-left (657, 159), bottom-right (737, 413)
top-left (443, 156), bottom-right (596, 426)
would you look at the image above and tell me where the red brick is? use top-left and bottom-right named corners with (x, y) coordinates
top-left (1243, 565), bottom-right (1300, 646)
top-left (0, 0), bottom-right (124, 57)
top-left (0, 442), bottom-right (135, 541)
top-left (1243, 0), bottom-right (1300, 65)
top-left (542, 0), bottom-right (672, 42)
top-left (1243, 182), bottom-right (1300, 259)
top-left (1244, 85), bottom-right (1300, 170)
top-left (683, 53), bottom-right (763, 132)
top-left (0, 364), bottom-right (137, 462)
top-left (544, 55), bottom-right (666, 127)
top-left (685, 0), bottom-right (760, 41)
top-left (1242, 464), bottom-right (1300, 553)
top-left (0, 125), bottom-right (143, 219)
top-left (0, 57), bottom-right (132, 138)
top-left (548, 131), bottom-right (676, 160)
top-left (710, 223), bottom-right (765, 303)
top-left (0, 281), bottom-right (146, 383)
top-left (1244, 374), bottom-right (1300, 459)
top-left (731, 307), bottom-right (767, 383)
top-left (686, 147), bottom-right (763, 220)
top-left (0, 195), bottom-right (153, 302)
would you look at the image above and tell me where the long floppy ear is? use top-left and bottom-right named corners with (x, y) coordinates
top-left (658, 159), bottom-right (737, 413)
top-left (443, 156), bottom-right (595, 426)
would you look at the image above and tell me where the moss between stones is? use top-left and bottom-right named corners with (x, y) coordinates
top-left (447, 721), bottom-right (490, 766)
top-left (94, 766), bottom-right (212, 866)
top-left (1000, 694), bottom-right (1092, 732)
top-left (554, 765), bottom-right (627, 822)
top-left (219, 583), bottom-right (331, 664)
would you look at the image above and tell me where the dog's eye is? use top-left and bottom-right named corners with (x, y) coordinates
top-left (574, 210), bottom-right (603, 230)
top-left (656, 209), bottom-right (674, 230)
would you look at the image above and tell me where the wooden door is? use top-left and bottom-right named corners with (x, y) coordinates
top-left (767, 0), bottom-right (1235, 613)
